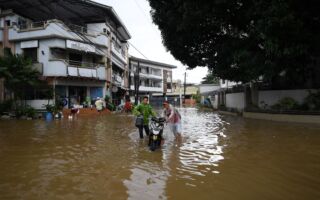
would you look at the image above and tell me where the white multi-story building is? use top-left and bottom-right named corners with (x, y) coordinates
top-left (129, 56), bottom-right (176, 98)
top-left (0, 0), bottom-right (131, 108)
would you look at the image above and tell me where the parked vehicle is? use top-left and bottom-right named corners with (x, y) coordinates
top-left (148, 117), bottom-right (166, 151)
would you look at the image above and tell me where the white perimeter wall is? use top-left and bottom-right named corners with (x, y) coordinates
top-left (226, 93), bottom-right (245, 111)
top-left (213, 94), bottom-right (218, 109)
top-left (258, 89), bottom-right (313, 107)
top-left (26, 100), bottom-right (54, 110)
top-left (223, 89), bottom-right (315, 111)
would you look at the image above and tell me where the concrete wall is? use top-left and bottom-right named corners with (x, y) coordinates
top-left (258, 89), bottom-right (312, 108)
top-left (226, 92), bottom-right (245, 111)
top-left (223, 89), bottom-right (314, 111)
top-left (45, 60), bottom-right (67, 76)
top-left (213, 94), bottom-right (218, 109)
top-left (87, 23), bottom-right (108, 35)
top-left (26, 100), bottom-right (54, 110)
top-left (243, 112), bottom-right (320, 124)
top-left (40, 39), bottom-right (64, 68)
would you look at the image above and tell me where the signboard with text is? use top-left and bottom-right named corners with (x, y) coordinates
top-left (66, 40), bottom-right (95, 53)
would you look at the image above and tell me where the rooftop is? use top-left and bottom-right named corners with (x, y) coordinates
top-left (129, 56), bottom-right (177, 69)
top-left (0, 0), bottom-right (131, 40)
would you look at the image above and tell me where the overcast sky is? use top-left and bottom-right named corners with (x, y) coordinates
top-left (94, 0), bottom-right (208, 84)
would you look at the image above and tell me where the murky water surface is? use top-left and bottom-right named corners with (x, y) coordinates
top-left (0, 108), bottom-right (320, 200)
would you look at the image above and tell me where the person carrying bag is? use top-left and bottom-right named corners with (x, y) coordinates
top-left (133, 96), bottom-right (156, 139)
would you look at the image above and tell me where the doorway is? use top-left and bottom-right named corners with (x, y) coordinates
top-left (69, 86), bottom-right (87, 107)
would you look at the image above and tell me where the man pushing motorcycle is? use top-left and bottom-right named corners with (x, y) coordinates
top-left (133, 96), bottom-right (156, 139)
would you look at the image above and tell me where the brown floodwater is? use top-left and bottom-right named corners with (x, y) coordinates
top-left (0, 108), bottom-right (320, 200)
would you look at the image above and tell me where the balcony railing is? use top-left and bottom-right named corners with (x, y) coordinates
top-left (44, 59), bottom-right (105, 80)
top-left (131, 83), bottom-right (162, 88)
top-left (19, 21), bottom-right (46, 30)
top-left (67, 24), bottom-right (88, 34)
top-left (66, 60), bottom-right (103, 68)
top-left (111, 40), bottom-right (126, 59)
top-left (130, 85), bottom-right (163, 92)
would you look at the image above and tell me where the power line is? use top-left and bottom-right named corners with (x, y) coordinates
top-left (131, 0), bottom-right (161, 38)
top-left (133, 0), bottom-right (150, 20)
top-left (127, 41), bottom-right (149, 60)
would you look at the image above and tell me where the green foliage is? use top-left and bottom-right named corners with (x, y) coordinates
top-left (0, 52), bottom-right (42, 100)
top-left (148, 0), bottom-right (320, 86)
top-left (104, 95), bottom-right (110, 103)
top-left (304, 90), bottom-right (320, 110)
top-left (14, 105), bottom-right (36, 118)
top-left (106, 102), bottom-right (115, 111)
top-left (192, 92), bottom-right (201, 103)
top-left (43, 104), bottom-right (61, 114)
top-left (43, 104), bottom-right (55, 113)
top-left (201, 70), bottom-right (219, 84)
top-left (0, 100), bottom-right (13, 114)
top-left (271, 97), bottom-right (299, 110)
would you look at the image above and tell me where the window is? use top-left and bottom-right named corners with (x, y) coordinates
top-left (5, 20), bottom-right (11, 26)
top-left (25, 88), bottom-right (52, 100)
top-left (69, 52), bottom-right (82, 66)
top-left (23, 48), bottom-right (38, 62)
top-left (51, 48), bottom-right (66, 60)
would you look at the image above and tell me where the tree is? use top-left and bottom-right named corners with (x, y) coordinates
top-left (0, 52), bottom-right (42, 101)
top-left (201, 70), bottom-right (219, 84)
top-left (148, 0), bottom-right (320, 87)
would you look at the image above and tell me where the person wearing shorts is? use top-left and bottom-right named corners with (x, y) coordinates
top-left (163, 101), bottom-right (182, 138)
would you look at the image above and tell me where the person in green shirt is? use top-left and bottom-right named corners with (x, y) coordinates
top-left (133, 96), bottom-right (156, 139)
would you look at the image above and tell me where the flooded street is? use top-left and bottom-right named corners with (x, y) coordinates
top-left (0, 108), bottom-right (320, 200)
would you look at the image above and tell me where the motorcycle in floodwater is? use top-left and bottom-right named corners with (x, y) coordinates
top-left (148, 117), bottom-right (166, 151)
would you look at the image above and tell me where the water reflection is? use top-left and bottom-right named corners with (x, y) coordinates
top-left (1, 108), bottom-right (320, 200)
top-left (177, 108), bottom-right (227, 178)
top-left (123, 108), bottom-right (228, 199)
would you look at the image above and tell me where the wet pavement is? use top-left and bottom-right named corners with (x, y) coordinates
top-left (0, 107), bottom-right (320, 200)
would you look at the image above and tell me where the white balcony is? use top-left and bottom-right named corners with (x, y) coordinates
top-left (130, 72), bottom-right (162, 80)
top-left (8, 20), bottom-right (109, 50)
top-left (130, 85), bottom-right (163, 93)
top-left (139, 73), bottom-right (162, 80)
top-left (44, 59), bottom-right (106, 80)
top-left (111, 41), bottom-right (127, 64)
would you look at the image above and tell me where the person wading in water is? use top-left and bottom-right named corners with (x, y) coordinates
top-left (133, 96), bottom-right (156, 139)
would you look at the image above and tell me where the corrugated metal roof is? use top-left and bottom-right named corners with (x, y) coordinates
top-left (0, 0), bottom-right (131, 40)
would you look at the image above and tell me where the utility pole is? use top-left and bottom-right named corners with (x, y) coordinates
top-left (134, 61), bottom-right (140, 105)
top-left (183, 72), bottom-right (186, 104)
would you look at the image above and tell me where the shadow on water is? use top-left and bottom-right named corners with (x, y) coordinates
top-left (1, 108), bottom-right (320, 200)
